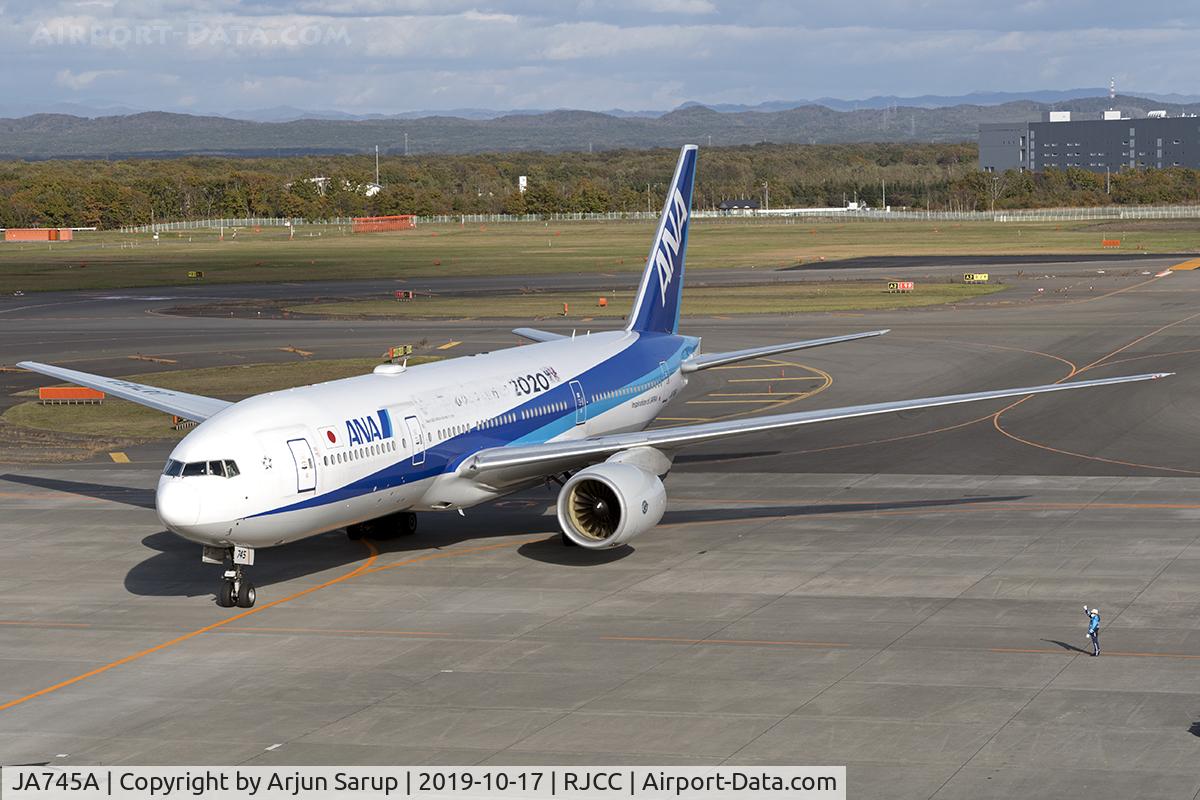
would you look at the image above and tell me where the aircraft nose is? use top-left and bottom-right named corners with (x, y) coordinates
top-left (156, 480), bottom-right (201, 530)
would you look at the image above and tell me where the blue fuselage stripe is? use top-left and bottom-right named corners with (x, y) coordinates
top-left (249, 333), bottom-right (698, 518)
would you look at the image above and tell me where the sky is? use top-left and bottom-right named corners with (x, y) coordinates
top-left (1, 0), bottom-right (1197, 115)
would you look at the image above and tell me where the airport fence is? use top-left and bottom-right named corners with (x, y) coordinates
top-left (118, 217), bottom-right (345, 233)
top-left (117, 204), bottom-right (1200, 233)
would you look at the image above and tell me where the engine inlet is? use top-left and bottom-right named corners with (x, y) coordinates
top-left (567, 479), bottom-right (621, 541)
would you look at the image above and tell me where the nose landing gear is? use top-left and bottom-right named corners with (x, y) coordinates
top-left (217, 566), bottom-right (256, 608)
top-left (209, 545), bottom-right (256, 609)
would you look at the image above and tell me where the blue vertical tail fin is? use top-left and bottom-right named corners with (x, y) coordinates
top-left (626, 144), bottom-right (697, 335)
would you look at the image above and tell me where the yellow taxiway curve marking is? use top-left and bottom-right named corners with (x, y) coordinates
top-left (437, 340), bottom-right (462, 350)
top-left (686, 399), bottom-right (782, 404)
top-left (108, 452), bottom-right (130, 463)
top-left (1168, 258), bottom-right (1200, 271)
top-left (708, 392), bottom-right (810, 397)
top-left (658, 357), bottom-right (833, 425)
top-left (727, 376), bottom-right (825, 382)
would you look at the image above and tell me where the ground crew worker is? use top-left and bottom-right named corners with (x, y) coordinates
top-left (1083, 605), bottom-right (1101, 656)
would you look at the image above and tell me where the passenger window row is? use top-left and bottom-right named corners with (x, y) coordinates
top-left (595, 378), bottom-right (662, 403)
top-left (456, 400), bottom-right (575, 435)
top-left (324, 439), bottom-right (397, 467)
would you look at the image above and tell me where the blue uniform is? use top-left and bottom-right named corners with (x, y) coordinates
top-left (1086, 610), bottom-right (1101, 656)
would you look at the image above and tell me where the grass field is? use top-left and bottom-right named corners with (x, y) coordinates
top-left (289, 281), bottom-right (1004, 320)
top-left (5, 357), bottom-right (435, 442)
top-left (2, 218), bottom-right (1198, 293)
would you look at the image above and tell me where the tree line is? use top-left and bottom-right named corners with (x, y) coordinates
top-left (1, 142), bottom-right (1198, 229)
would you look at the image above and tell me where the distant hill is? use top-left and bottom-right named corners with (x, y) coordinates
top-left (3, 95), bottom-right (1200, 160)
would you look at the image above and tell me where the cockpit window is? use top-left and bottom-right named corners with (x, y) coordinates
top-left (169, 460), bottom-right (240, 478)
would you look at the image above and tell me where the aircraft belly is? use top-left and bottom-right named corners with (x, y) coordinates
top-left (186, 477), bottom-right (435, 548)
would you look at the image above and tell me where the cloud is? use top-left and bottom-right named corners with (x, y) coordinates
top-left (640, 0), bottom-right (717, 13)
top-left (2, 2), bottom-right (1199, 115)
top-left (54, 67), bottom-right (123, 89)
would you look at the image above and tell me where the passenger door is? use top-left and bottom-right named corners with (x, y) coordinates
top-left (570, 379), bottom-right (587, 425)
top-left (286, 438), bottom-right (316, 493)
top-left (404, 415), bottom-right (426, 466)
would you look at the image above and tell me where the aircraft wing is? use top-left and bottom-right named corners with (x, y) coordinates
top-left (512, 328), bottom-right (566, 343)
top-left (17, 361), bottom-right (232, 422)
top-left (681, 329), bottom-right (889, 372)
top-left (459, 372), bottom-right (1169, 480)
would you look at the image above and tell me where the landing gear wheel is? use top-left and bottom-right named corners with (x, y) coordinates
top-left (236, 580), bottom-right (256, 608)
top-left (217, 581), bottom-right (236, 607)
top-left (400, 512), bottom-right (418, 535)
top-left (560, 531), bottom-right (578, 548)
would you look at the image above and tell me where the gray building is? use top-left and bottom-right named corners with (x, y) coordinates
top-left (980, 112), bottom-right (1200, 173)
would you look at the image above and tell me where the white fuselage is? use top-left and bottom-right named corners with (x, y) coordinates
top-left (156, 330), bottom-right (699, 549)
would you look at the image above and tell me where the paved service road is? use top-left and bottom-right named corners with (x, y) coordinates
top-left (1, 258), bottom-right (1199, 799)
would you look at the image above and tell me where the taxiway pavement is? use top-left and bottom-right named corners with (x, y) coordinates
top-left (1, 258), bottom-right (1199, 799)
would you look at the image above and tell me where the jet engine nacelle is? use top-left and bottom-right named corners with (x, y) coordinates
top-left (556, 462), bottom-right (666, 549)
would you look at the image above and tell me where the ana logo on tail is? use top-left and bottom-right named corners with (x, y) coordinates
top-left (655, 187), bottom-right (689, 306)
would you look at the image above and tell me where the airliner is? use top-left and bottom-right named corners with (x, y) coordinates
top-left (19, 145), bottom-right (1169, 609)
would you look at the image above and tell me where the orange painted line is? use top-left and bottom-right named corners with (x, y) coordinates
top-left (1100, 347), bottom-right (1200, 370)
top-left (744, 333), bottom-right (1077, 460)
top-left (602, 635), bottom-right (849, 648)
top-left (654, 499), bottom-right (1200, 531)
top-left (1075, 309), bottom-right (1200, 375)
top-left (223, 626), bottom-right (451, 638)
top-left (0, 536), bottom-right (544, 713)
top-left (1168, 258), bottom-right (1200, 271)
top-left (991, 417), bottom-right (1200, 476)
top-left (670, 497), bottom-right (1200, 511)
top-left (991, 647), bottom-right (1200, 660)
top-left (1063, 273), bottom-right (1163, 305)
top-left (992, 309), bottom-right (1200, 476)
top-left (0, 541), bottom-right (379, 714)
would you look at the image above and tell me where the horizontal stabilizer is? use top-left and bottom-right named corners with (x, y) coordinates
top-left (17, 361), bottom-right (231, 422)
top-left (512, 328), bottom-right (566, 343)
top-left (682, 329), bottom-right (888, 372)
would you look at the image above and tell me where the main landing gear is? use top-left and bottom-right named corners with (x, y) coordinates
top-left (209, 545), bottom-right (256, 609)
top-left (347, 511), bottom-right (419, 541)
